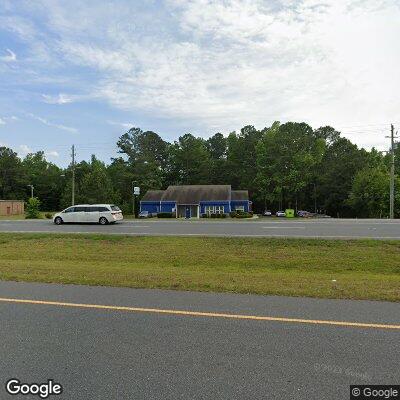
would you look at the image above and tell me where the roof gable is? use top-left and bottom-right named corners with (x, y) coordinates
top-left (231, 190), bottom-right (249, 201)
top-left (141, 190), bottom-right (165, 201)
top-left (162, 185), bottom-right (231, 204)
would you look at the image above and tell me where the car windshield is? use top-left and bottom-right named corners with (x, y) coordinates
top-left (110, 205), bottom-right (121, 211)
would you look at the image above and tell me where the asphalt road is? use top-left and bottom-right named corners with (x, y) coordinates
top-left (0, 281), bottom-right (398, 400)
top-left (0, 218), bottom-right (400, 239)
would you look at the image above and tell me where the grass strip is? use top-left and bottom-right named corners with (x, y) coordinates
top-left (0, 233), bottom-right (399, 301)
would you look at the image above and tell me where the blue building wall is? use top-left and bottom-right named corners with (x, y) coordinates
top-left (160, 202), bottom-right (176, 213)
top-left (230, 200), bottom-right (250, 212)
top-left (140, 201), bottom-right (160, 213)
top-left (141, 200), bottom-right (250, 215)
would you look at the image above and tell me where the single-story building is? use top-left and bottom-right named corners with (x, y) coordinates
top-left (140, 185), bottom-right (251, 218)
top-left (0, 200), bottom-right (25, 216)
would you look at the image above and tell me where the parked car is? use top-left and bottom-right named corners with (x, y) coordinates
top-left (138, 210), bottom-right (157, 218)
top-left (276, 211), bottom-right (286, 217)
top-left (315, 213), bottom-right (331, 218)
top-left (297, 210), bottom-right (313, 218)
top-left (53, 204), bottom-right (123, 225)
top-left (263, 210), bottom-right (272, 216)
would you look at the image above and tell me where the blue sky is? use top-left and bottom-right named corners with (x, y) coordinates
top-left (0, 0), bottom-right (399, 166)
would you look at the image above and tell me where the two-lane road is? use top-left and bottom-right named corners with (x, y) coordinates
top-left (0, 282), bottom-right (399, 400)
top-left (0, 218), bottom-right (400, 239)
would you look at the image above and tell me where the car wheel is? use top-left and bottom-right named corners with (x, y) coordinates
top-left (99, 217), bottom-right (108, 225)
top-left (54, 217), bottom-right (63, 225)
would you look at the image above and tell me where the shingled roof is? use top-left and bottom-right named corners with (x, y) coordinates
top-left (141, 190), bottom-right (165, 202)
top-left (231, 190), bottom-right (249, 201)
top-left (162, 185), bottom-right (231, 204)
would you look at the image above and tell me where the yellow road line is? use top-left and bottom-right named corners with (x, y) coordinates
top-left (0, 297), bottom-right (399, 330)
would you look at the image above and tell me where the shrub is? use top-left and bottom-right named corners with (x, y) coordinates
top-left (25, 197), bottom-right (41, 219)
top-left (230, 211), bottom-right (238, 218)
top-left (235, 211), bottom-right (253, 218)
top-left (45, 212), bottom-right (53, 219)
top-left (201, 213), bottom-right (208, 218)
top-left (157, 212), bottom-right (174, 218)
top-left (208, 213), bottom-right (227, 218)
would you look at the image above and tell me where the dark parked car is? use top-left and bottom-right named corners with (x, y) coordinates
top-left (297, 210), bottom-right (313, 218)
top-left (138, 211), bottom-right (157, 218)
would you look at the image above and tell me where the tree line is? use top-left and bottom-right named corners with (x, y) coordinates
top-left (1, 121), bottom-right (399, 217)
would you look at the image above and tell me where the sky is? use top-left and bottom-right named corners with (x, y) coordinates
top-left (0, 0), bottom-right (399, 166)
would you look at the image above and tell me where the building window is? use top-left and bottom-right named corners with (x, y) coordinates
top-left (235, 206), bottom-right (245, 212)
top-left (205, 205), bottom-right (225, 215)
top-left (215, 205), bottom-right (224, 214)
top-left (205, 205), bottom-right (214, 216)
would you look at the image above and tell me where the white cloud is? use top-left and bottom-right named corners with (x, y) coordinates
top-left (27, 113), bottom-right (78, 133)
top-left (0, 116), bottom-right (18, 125)
top-left (2, 0), bottom-right (400, 149)
top-left (42, 93), bottom-right (74, 104)
top-left (45, 150), bottom-right (59, 157)
top-left (19, 144), bottom-right (32, 156)
top-left (107, 120), bottom-right (134, 129)
top-left (0, 48), bottom-right (16, 62)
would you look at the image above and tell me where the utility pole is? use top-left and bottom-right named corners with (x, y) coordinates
top-left (71, 145), bottom-right (76, 206)
top-left (387, 125), bottom-right (398, 219)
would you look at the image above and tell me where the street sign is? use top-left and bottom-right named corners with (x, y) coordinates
top-left (133, 186), bottom-right (140, 195)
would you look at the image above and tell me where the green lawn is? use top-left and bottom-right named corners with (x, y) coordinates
top-left (0, 233), bottom-right (399, 301)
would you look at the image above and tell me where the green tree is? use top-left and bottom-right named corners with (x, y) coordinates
top-left (107, 157), bottom-right (134, 213)
top-left (60, 156), bottom-right (116, 207)
top-left (169, 134), bottom-right (210, 184)
top-left (78, 156), bottom-right (116, 204)
top-left (316, 138), bottom-right (367, 217)
top-left (256, 122), bottom-right (325, 211)
top-left (25, 197), bottom-right (41, 219)
top-left (0, 147), bottom-right (26, 199)
top-left (206, 132), bottom-right (229, 184)
top-left (348, 167), bottom-right (399, 218)
top-left (22, 151), bottom-right (63, 210)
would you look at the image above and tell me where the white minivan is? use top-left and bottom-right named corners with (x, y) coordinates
top-left (53, 204), bottom-right (123, 225)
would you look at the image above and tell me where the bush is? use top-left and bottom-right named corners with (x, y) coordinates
top-left (236, 212), bottom-right (253, 218)
top-left (45, 212), bottom-right (53, 219)
top-left (25, 197), bottom-right (41, 219)
top-left (201, 213), bottom-right (208, 218)
top-left (230, 210), bottom-right (253, 218)
top-left (157, 212), bottom-right (174, 218)
top-left (208, 213), bottom-right (227, 218)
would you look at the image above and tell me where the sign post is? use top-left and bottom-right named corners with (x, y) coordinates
top-left (132, 183), bottom-right (140, 218)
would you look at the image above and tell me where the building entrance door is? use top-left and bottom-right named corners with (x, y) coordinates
top-left (177, 205), bottom-right (199, 218)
